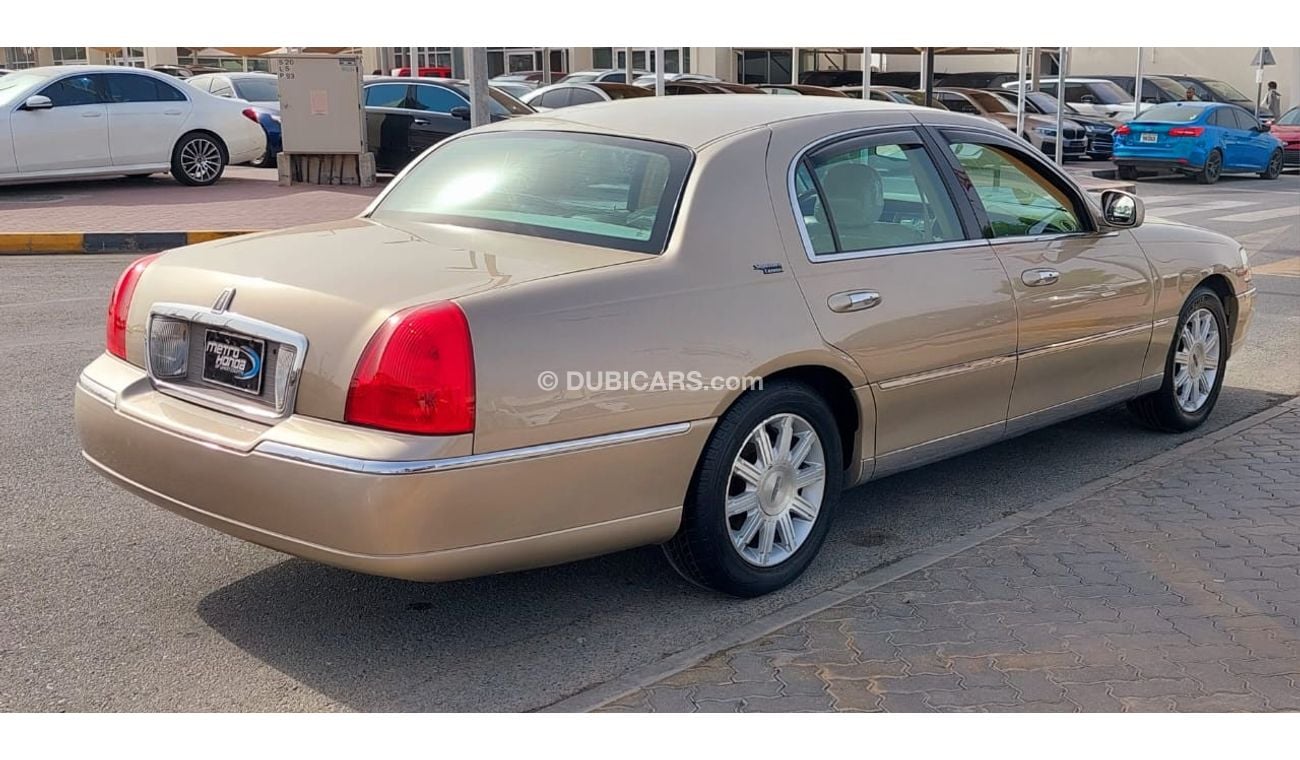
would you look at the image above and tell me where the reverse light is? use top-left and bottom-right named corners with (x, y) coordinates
top-left (1168, 127), bottom-right (1204, 137)
top-left (345, 302), bottom-right (475, 435)
top-left (106, 253), bottom-right (162, 360)
top-left (241, 108), bottom-right (259, 123)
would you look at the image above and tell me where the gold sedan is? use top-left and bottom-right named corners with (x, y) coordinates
top-left (76, 96), bottom-right (1255, 597)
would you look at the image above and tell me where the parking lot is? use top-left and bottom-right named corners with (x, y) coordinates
top-left (0, 166), bottom-right (1296, 711)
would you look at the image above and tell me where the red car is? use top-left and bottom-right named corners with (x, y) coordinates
top-left (391, 66), bottom-right (453, 78)
top-left (1270, 107), bottom-right (1300, 168)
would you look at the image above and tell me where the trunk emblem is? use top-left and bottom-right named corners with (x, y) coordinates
top-left (212, 288), bottom-right (237, 314)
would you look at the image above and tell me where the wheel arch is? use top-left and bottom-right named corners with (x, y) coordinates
top-left (174, 128), bottom-right (229, 160)
top-left (1196, 273), bottom-right (1238, 358)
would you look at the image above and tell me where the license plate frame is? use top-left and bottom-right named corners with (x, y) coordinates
top-left (201, 328), bottom-right (266, 396)
top-left (1140, 132), bottom-right (1158, 143)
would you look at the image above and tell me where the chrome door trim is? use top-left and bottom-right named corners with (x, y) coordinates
top-left (1005, 380), bottom-right (1143, 437)
top-left (254, 421), bottom-right (694, 476)
top-left (877, 354), bottom-right (1016, 391)
top-left (870, 419), bottom-right (1006, 480)
top-left (1017, 322), bottom-right (1152, 361)
top-left (803, 238), bottom-right (992, 264)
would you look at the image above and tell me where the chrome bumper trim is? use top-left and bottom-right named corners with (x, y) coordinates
top-left (253, 422), bottom-right (695, 476)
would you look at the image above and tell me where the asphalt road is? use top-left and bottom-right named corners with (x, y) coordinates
top-left (1, 173), bottom-right (1296, 712)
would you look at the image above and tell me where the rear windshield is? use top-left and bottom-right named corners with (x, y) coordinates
top-left (1201, 79), bottom-right (1250, 102)
top-left (371, 131), bottom-right (693, 254)
top-left (232, 78), bottom-right (279, 102)
top-left (1135, 103), bottom-right (1209, 123)
top-left (1278, 108), bottom-right (1300, 126)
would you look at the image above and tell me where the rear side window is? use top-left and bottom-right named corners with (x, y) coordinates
top-left (104, 73), bottom-right (185, 103)
top-left (536, 88), bottom-right (571, 108)
top-left (365, 84), bottom-right (411, 108)
top-left (567, 88), bottom-right (603, 106)
top-left (796, 135), bottom-right (965, 255)
top-left (937, 93), bottom-right (978, 114)
top-left (39, 75), bottom-right (103, 106)
top-left (372, 131), bottom-right (693, 254)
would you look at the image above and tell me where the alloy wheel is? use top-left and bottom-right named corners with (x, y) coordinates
top-left (1173, 307), bottom-right (1220, 413)
top-left (180, 138), bottom-right (222, 183)
top-left (1205, 153), bottom-right (1221, 182)
top-left (726, 413), bottom-right (826, 567)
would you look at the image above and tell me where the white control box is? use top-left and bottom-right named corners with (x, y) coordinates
top-left (273, 54), bottom-right (365, 154)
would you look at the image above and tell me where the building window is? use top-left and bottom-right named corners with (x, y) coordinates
top-left (109, 47), bottom-right (146, 68)
top-left (52, 47), bottom-right (88, 66)
top-left (737, 49), bottom-right (793, 84)
top-left (4, 47), bottom-right (36, 69)
top-left (593, 48), bottom-right (613, 69)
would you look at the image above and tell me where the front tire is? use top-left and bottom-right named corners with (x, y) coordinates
top-left (1196, 149), bottom-right (1222, 184)
top-left (663, 381), bottom-right (844, 597)
top-left (171, 132), bottom-right (227, 186)
top-left (1127, 286), bottom-right (1228, 432)
top-left (1260, 149), bottom-right (1283, 179)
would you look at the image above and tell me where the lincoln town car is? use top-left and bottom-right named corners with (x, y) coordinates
top-left (75, 96), bottom-right (1254, 596)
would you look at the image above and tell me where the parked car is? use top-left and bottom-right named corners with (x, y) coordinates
top-left (995, 89), bottom-right (1118, 159)
top-left (833, 86), bottom-right (947, 108)
top-left (655, 81), bottom-right (762, 96)
top-left (362, 76), bottom-right (533, 174)
top-left (935, 71), bottom-right (1018, 89)
top-left (75, 96), bottom-right (1254, 596)
top-left (1113, 101), bottom-right (1285, 183)
top-left (758, 84), bottom-right (848, 97)
top-left (488, 80), bottom-right (536, 100)
top-left (0, 65), bottom-right (265, 186)
top-left (1161, 75), bottom-right (1255, 110)
top-left (631, 73), bottom-right (721, 87)
top-left (936, 87), bottom-right (1087, 158)
top-left (557, 69), bottom-right (649, 84)
top-left (799, 69), bottom-right (869, 88)
top-left (0, 68), bottom-right (12, 77)
top-left (1002, 78), bottom-right (1137, 120)
top-left (391, 66), bottom-right (453, 78)
top-left (1088, 74), bottom-right (1186, 104)
top-left (1269, 107), bottom-right (1300, 168)
top-left (186, 72), bottom-right (281, 167)
top-left (492, 71), bottom-right (566, 84)
top-left (521, 82), bottom-right (652, 110)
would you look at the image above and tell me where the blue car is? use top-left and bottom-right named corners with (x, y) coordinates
top-left (1113, 101), bottom-right (1285, 183)
top-left (186, 72), bottom-right (281, 168)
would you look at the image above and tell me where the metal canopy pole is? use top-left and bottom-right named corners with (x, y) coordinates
top-left (1055, 47), bottom-right (1066, 165)
top-left (863, 47), bottom-right (871, 89)
top-left (542, 48), bottom-right (551, 84)
top-left (654, 47), bottom-right (665, 96)
top-left (792, 47), bottom-right (800, 85)
top-left (1016, 46), bottom-right (1027, 136)
top-left (922, 47), bottom-right (934, 107)
top-left (625, 48), bottom-right (634, 84)
top-left (1134, 47), bottom-right (1144, 117)
top-left (408, 47), bottom-right (417, 75)
top-left (465, 47), bottom-right (490, 128)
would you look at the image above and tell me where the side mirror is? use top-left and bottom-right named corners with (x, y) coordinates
top-left (22, 95), bottom-right (53, 111)
top-left (1101, 189), bottom-right (1144, 229)
top-left (1079, 95), bottom-right (1096, 104)
top-left (449, 105), bottom-right (470, 120)
top-left (1142, 96), bottom-right (1159, 104)
top-left (1255, 123), bottom-right (1271, 132)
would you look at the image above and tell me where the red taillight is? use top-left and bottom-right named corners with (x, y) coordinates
top-left (241, 108), bottom-right (259, 123)
top-left (1168, 127), bottom-right (1204, 137)
top-left (1115, 124), bottom-right (1130, 135)
top-left (345, 302), bottom-right (475, 435)
top-left (106, 253), bottom-right (161, 360)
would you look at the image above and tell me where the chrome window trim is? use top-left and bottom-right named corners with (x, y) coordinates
top-left (786, 123), bottom-right (979, 264)
top-left (146, 302), bottom-right (309, 424)
top-left (877, 354), bottom-right (1016, 391)
top-left (254, 421), bottom-right (694, 476)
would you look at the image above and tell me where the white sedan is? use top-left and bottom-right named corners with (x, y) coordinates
top-left (0, 65), bottom-right (265, 186)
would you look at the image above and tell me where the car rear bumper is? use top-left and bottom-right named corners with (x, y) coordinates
top-left (1113, 157), bottom-right (1202, 173)
top-left (1284, 147), bottom-right (1300, 167)
top-left (75, 354), bottom-right (707, 582)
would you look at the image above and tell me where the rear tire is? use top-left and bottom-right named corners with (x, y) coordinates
top-left (663, 380), bottom-right (843, 597)
top-left (1196, 149), bottom-right (1222, 184)
top-left (1260, 149), bottom-right (1283, 179)
top-left (171, 132), bottom-right (227, 186)
top-left (249, 150), bottom-right (277, 169)
top-left (1127, 286), bottom-right (1228, 432)
top-left (1116, 165), bottom-right (1138, 181)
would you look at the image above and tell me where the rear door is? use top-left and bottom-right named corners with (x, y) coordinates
top-left (102, 72), bottom-right (191, 166)
top-left (775, 125), bottom-right (1018, 476)
top-left (12, 72), bottom-right (109, 172)
top-left (938, 128), bottom-right (1155, 429)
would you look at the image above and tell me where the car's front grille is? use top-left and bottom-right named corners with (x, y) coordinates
top-left (146, 303), bottom-right (308, 422)
top-left (1089, 133), bottom-right (1114, 153)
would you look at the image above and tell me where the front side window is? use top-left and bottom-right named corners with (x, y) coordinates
top-left (414, 84), bottom-right (467, 113)
top-left (797, 136), bottom-right (965, 255)
top-left (39, 75), bottom-right (103, 106)
top-left (372, 131), bottom-right (693, 254)
top-left (1228, 107), bottom-right (1258, 131)
top-left (947, 142), bottom-right (1083, 237)
top-left (937, 93), bottom-right (978, 114)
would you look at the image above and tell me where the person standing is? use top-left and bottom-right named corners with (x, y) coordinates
top-left (1262, 81), bottom-right (1282, 121)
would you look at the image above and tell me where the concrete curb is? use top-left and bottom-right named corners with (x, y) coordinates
top-left (541, 395), bottom-right (1300, 713)
top-left (0, 231), bottom-right (255, 255)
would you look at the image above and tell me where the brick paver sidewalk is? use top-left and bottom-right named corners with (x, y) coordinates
top-left (598, 406), bottom-right (1300, 712)
top-left (0, 167), bottom-right (381, 233)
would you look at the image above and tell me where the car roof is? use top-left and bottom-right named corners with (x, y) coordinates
top-left (480, 94), bottom-right (918, 148)
top-left (19, 65), bottom-right (172, 77)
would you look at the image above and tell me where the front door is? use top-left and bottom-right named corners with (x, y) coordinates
top-left (102, 72), bottom-right (191, 166)
top-left (939, 130), bottom-right (1155, 428)
top-left (777, 127), bottom-right (1018, 477)
top-left (12, 73), bottom-right (110, 173)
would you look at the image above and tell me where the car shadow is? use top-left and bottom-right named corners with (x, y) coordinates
top-left (196, 385), bottom-right (1289, 712)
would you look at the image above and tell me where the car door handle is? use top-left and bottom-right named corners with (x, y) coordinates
top-left (1022, 268), bottom-right (1060, 287)
top-left (81, 111), bottom-right (103, 118)
top-left (827, 290), bottom-right (881, 313)
top-left (413, 118), bottom-right (431, 125)
top-left (163, 110), bottom-right (183, 116)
